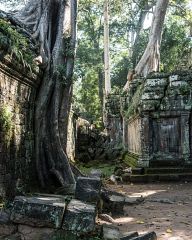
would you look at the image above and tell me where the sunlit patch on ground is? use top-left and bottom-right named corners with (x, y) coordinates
top-left (108, 183), bottom-right (192, 240)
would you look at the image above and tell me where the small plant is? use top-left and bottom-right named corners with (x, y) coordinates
top-left (55, 64), bottom-right (68, 85)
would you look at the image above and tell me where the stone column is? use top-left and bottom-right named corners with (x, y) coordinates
top-left (139, 113), bottom-right (150, 167)
top-left (180, 112), bottom-right (191, 164)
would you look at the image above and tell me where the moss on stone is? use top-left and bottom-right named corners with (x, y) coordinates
top-left (124, 83), bottom-right (144, 119)
top-left (0, 106), bottom-right (13, 142)
top-left (122, 152), bottom-right (139, 168)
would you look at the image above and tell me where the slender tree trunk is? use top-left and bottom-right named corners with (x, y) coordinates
top-left (131, 1), bottom-right (155, 68)
top-left (104, 0), bottom-right (111, 95)
top-left (13, 0), bottom-right (77, 188)
top-left (135, 0), bottom-right (169, 76)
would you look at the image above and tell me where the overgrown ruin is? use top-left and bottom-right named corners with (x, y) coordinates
top-left (105, 71), bottom-right (192, 168)
top-left (0, 2), bottom-right (192, 239)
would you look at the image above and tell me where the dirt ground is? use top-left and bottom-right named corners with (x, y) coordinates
top-left (106, 182), bottom-right (192, 240)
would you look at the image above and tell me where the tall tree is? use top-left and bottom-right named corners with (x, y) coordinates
top-left (135, 0), bottom-right (169, 76)
top-left (7, 0), bottom-right (78, 188)
top-left (104, 0), bottom-right (111, 95)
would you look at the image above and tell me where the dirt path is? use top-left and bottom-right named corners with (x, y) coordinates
top-left (107, 182), bottom-right (192, 240)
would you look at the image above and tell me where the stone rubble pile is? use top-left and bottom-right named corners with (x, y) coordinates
top-left (77, 127), bottom-right (123, 163)
top-left (0, 176), bottom-right (156, 240)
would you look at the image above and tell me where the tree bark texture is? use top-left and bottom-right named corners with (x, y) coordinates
top-left (135, 0), bottom-right (169, 76)
top-left (14, 0), bottom-right (77, 188)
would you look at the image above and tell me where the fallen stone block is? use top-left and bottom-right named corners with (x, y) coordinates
top-left (10, 196), bottom-right (66, 228)
top-left (63, 199), bottom-right (96, 233)
top-left (102, 224), bottom-right (120, 240)
top-left (0, 210), bottom-right (11, 224)
top-left (89, 169), bottom-right (102, 179)
top-left (1, 233), bottom-right (21, 240)
top-left (0, 224), bottom-right (17, 237)
top-left (75, 177), bottom-right (101, 203)
top-left (122, 173), bottom-right (131, 182)
top-left (103, 194), bottom-right (125, 215)
top-left (131, 231), bottom-right (157, 240)
top-left (124, 196), bottom-right (144, 205)
top-left (120, 231), bottom-right (139, 240)
top-left (18, 225), bottom-right (54, 240)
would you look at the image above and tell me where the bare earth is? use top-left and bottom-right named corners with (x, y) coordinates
top-left (106, 182), bottom-right (192, 240)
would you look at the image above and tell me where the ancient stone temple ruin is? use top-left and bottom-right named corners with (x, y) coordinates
top-left (105, 71), bottom-right (192, 168)
top-left (0, 49), bottom-right (40, 197)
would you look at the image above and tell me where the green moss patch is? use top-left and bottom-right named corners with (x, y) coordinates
top-left (122, 152), bottom-right (139, 168)
top-left (76, 160), bottom-right (118, 178)
top-left (124, 83), bottom-right (144, 119)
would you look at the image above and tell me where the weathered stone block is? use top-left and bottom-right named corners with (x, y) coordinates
top-left (169, 75), bottom-right (179, 82)
top-left (10, 196), bottom-right (66, 228)
top-left (145, 78), bottom-right (167, 87)
top-left (0, 210), bottom-right (11, 224)
top-left (103, 194), bottom-right (125, 215)
top-left (63, 199), bottom-right (96, 233)
top-left (0, 224), bottom-right (17, 237)
top-left (75, 177), bottom-right (101, 203)
top-left (102, 224), bottom-right (120, 240)
top-left (18, 225), bottom-right (54, 240)
top-left (131, 231), bottom-right (157, 240)
top-left (89, 169), bottom-right (102, 179)
top-left (120, 232), bottom-right (139, 240)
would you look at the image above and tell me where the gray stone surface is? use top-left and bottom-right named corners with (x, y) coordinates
top-left (63, 199), bottom-right (96, 233)
top-left (0, 224), bottom-right (17, 237)
top-left (120, 232), bottom-right (139, 240)
top-left (89, 169), bottom-right (102, 179)
top-left (103, 194), bottom-right (125, 215)
top-left (102, 224), bottom-right (120, 240)
top-left (0, 210), bottom-right (10, 224)
top-left (124, 196), bottom-right (144, 205)
top-left (0, 53), bottom-right (40, 198)
top-left (17, 225), bottom-right (55, 240)
top-left (131, 232), bottom-right (157, 240)
top-left (75, 177), bottom-right (101, 203)
top-left (10, 196), bottom-right (66, 228)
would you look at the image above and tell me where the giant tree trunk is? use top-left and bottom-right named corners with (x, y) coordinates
top-left (135, 0), bottom-right (169, 76)
top-left (13, 0), bottom-right (77, 188)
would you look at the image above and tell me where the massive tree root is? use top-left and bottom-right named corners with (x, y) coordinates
top-left (12, 0), bottom-right (78, 188)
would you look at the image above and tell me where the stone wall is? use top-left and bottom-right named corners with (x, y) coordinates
top-left (105, 71), bottom-right (192, 168)
top-left (0, 56), bottom-right (40, 198)
top-left (127, 116), bottom-right (142, 155)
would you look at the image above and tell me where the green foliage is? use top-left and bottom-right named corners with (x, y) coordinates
top-left (73, 69), bottom-right (103, 127)
top-left (77, 160), bottom-right (117, 178)
top-left (0, 106), bottom-right (13, 142)
top-left (0, 19), bottom-right (35, 70)
top-left (161, 15), bottom-right (192, 72)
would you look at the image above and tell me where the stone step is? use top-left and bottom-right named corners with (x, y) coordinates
top-left (144, 167), bottom-right (192, 175)
top-left (126, 173), bottom-right (192, 183)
